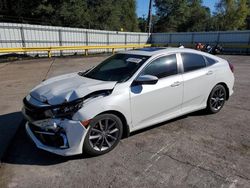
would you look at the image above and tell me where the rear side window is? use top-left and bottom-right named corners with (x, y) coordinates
top-left (204, 56), bottom-right (217, 66)
top-left (141, 54), bottom-right (178, 79)
top-left (181, 53), bottom-right (206, 72)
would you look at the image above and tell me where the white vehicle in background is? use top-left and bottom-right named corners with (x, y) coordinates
top-left (22, 47), bottom-right (234, 156)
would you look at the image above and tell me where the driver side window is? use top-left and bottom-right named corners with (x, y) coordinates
top-left (141, 54), bottom-right (178, 79)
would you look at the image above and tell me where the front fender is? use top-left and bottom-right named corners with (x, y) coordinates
top-left (72, 91), bottom-right (131, 125)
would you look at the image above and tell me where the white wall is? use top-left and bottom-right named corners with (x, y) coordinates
top-left (0, 22), bottom-right (150, 56)
top-left (1, 22), bottom-right (250, 55)
top-left (151, 31), bottom-right (250, 45)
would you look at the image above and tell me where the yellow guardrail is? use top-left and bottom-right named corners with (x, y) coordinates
top-left (1, 43), bottom-right (248, 58)
top-left (0, 44), bottom-right (151, 58)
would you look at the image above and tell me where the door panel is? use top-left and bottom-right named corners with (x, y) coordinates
top-left (181, 53), bottom-right (214, 113)
top-left (129, 54), bottom-right (184, 130)
top-left (182, 68), bottom-right (211, 111)
top-left (130, 74), bottom-right (183, 130)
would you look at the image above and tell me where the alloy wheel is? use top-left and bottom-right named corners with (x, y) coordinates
top-left (89, 118), bottom-right (120, 151)
top-left (210, 86), bottom-right (226, 111)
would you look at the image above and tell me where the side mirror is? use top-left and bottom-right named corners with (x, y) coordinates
top-left (134, 75), bottom-right (158, 85)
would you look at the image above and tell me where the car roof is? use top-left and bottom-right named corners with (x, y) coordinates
top-left (117, 47), bottom-right (225, 62)
top-left (118, 47), bottom-right (212, 57)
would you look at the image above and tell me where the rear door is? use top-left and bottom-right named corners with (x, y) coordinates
top-left (180, 53), bottom-right (214, 112)
top-left (130, 54), bottom-right (183, 130)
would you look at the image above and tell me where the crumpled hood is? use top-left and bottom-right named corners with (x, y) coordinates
top-left (30, 72), bottom-right (117, 105)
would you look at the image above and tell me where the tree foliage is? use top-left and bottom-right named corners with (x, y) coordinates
top-left (0, 0), bottom-right (139, 31)
top-left (185, 0), bottom-right (211, 32)
top-left (154, 0), bottom-right (211, 32)
top-left (153, 0), bottom-right (250, 32)
top-left (246, 0), bottom-right (250, 28)
top-left (138, 16), bottom-right (147, 32)
top-left (214, 0), bottom-right (249, 30)
top-left (1, 0), bottom-right (250, 32)
top-left (154, 0), bottom-right (190, 32)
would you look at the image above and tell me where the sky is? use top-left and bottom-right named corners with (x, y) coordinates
top-left (136, 0), bottom-right (219, 18)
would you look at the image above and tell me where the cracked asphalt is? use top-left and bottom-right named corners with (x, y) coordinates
top-left (0, 55), bottom-right (250, 188)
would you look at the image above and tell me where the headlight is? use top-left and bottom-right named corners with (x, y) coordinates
top-left (45, 99), bottom-right (83, 118)
top-left (44, 90), bottom-right (112, 119)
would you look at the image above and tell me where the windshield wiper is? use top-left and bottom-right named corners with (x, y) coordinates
top-left (78, 71), bottom-right (86, 76)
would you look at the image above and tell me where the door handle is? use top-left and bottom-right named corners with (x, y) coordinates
top-left (206, 70), bottom-right (213, 75)
top-left (171, 81), bottom-right (181, 87)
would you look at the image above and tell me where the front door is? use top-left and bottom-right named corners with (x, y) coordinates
top-left (130, 54), bottom-right (183, 130)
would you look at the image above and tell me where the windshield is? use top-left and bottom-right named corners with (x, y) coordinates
top-left (83, 53), bottom-right (150, 82)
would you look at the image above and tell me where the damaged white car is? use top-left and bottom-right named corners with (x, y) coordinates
top-left (22, 47), bottom-right (234, 156)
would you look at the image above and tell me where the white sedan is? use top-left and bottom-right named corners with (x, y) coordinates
top-left (22, 47), bottom-right (234, 156)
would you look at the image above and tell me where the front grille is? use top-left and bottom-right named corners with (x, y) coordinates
top-left (29, 122), bottom-right (48, 132)
top-left (23, 98), bottom-right (48, 120)
top-left (29, 123), bottom-right (67, 148)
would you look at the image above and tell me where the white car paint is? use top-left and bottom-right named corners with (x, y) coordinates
top-left (30, 72), bottom-right (117, 105)
top-left (22, 48), bottom-right (234, 156)
top-left (130, 73), bottom-right (183, 130)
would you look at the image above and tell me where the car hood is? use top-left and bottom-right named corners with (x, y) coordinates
top-left (30, 72), bottom-right (117, 105)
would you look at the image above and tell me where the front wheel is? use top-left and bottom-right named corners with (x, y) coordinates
top-left (206, 84), bottom-right (227, 114)
top-left (83, 113), bottom-right (123, 156)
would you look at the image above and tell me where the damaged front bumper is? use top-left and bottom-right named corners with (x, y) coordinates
top-left (23, 108), bottom-right (87, 156)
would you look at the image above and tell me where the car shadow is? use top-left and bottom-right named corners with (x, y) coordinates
top-left (2, 109), bottom-right (211, 166)
top-left (2, 115), bottom-right (94, 166)
top-left (0, 111), bottom-right (23, 160)
top-left (129, 109), bottom-right (210, 136)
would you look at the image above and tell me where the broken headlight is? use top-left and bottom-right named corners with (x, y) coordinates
top-left (44, 90), bottom-right (112, 119)
top-left (45, 99), bottom-right (83, 118)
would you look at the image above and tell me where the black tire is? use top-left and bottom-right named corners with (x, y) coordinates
top-left (83, 113), bottom-right (123, 156)
top-left (206, 84), bottom-right (227, 114)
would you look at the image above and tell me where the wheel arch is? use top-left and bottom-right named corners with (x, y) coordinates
top-left (98, 110), bottom-right (130, 138)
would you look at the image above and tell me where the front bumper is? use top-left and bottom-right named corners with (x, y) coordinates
top-left (23, 112), bottom-right (87, 156)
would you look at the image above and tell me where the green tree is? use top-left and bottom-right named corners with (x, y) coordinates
top-left (0, 0), bottom-right (139, 31)
top-left (138, 16), bottom-right (147, 32)
top-left (154, 0), bottom-right (211, 32)
top-left (154, 0), bottom-right (190, 32)
top-left (246, 0), bottom-right (250, 29)
top-left (86, 0), bottom-right (138, 31)
top-left (137, 14), bottom-right (159, 32)
top-left (184, 0), bottom-right (211, 31)
top-left (215, 0), bottom-right (249, 30)
top-left (118, 0), bottom-right (139, 31)
top-left (153, 0), bottom-right (250, 32)
top-left (57, 0), bottom-right (89, 27)
top-left (32, 0), bottom-right (61, 25)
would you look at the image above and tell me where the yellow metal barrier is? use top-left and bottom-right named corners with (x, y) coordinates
top-left (2, 43), bottom-right (248, 58)
top-left (0, 44), bottom-right (151, 58)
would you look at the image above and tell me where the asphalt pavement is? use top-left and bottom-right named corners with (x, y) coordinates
top-left (0, 55), bottom-right (250, 188)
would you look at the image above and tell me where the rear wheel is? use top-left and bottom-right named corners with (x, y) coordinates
top-left (206, 84), bottom-right (226, 114)
top-left (83, 114), bottom-right (123, 156)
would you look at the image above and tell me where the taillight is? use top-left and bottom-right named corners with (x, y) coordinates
top-left (228, 62), bottom-right (234, 73)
